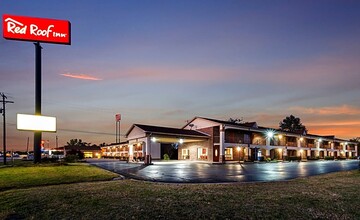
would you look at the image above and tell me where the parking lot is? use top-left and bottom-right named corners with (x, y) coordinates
top-left (88, 159), bottom-right (359, 183)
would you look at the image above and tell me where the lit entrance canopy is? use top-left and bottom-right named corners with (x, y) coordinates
top-left (126, 124), bottom-right (210, 144)
top-left (17, 114), bottom-right (56, 132)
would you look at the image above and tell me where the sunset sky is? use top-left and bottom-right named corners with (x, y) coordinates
top-left (1, 0), bottom-right (360, 150)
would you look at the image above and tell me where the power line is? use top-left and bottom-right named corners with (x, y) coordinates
top-left (3, 122), bottom-right (125, 136)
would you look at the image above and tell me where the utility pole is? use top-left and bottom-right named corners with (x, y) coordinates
top-left (0, 92), bottom-right (14, 165)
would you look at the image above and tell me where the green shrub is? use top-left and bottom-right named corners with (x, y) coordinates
top-left (324, 156), bottom-right (334, 160)
top-left (336, 156), bottom-right (346, 160)
top-left (307, 156), bottom-right (319, 160)
top-left (266, 157), bottom-right (271, 162)
top-left (287, 156), bottom-right (301, 161)
top-left (64, 155), bottom-right (78, 163)
top-left (41, 157), bottom-right (59, 163)
top-left (163, 154), bottom-right (170, 160)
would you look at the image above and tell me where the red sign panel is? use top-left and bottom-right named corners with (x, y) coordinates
top-left (2, 14), bottom-right (71, 45)
top-left (115, 114), bottom-right (121, 122)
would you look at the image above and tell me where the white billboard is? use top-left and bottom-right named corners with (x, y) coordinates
top-left (17, 114), bottom-right (56, 132)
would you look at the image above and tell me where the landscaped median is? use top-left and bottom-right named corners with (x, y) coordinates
top-left (0, 162), bottom-right (118, 191)
top-left (0, 167), bottom-right (359, 219)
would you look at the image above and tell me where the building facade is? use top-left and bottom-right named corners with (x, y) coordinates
top-left (101, 117), bottom-right (358, 164)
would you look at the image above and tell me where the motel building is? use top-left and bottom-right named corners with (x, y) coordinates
top-left (101, 117), bottom-right (358, 164)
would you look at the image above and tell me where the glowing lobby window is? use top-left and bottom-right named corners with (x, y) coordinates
top-left (182, 149), bottom-right (189, 159)
top-left (225, 147), bottom-right (233, 160)
top-left (197, 148), bottom-right (208, 160)
top-left (84, 152), bottom-right (93, 158)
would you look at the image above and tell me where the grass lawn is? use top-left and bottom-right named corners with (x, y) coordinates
top-left (0, 169), bottom-right (359, 219)
top-left (0, 163), bottom-right (118, 191)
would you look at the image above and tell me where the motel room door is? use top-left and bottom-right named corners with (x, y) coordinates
top-left (213, 145), bottom-right (219, 162)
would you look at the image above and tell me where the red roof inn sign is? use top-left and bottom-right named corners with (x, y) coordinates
top-left (3, 14), bottom-right (71, 45)
top-left (2, 14), bottom-right (71, 163)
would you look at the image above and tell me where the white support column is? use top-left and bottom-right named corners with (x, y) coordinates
top-left (297, 138), bottom-right (301, 148)
top-left (145, 137), bottom-right (151, 165)
top-left (307, 149), bottom-right (311, 157)
top-left (129, 144), bottom-right (133, 161)
top-left (315, 141), bottom-right (320, 157)
top-left (142, 142), bottom-right (145, 157)
top-left (220, 125), bottom-right (225, 163)
top-left (266, 137), bottom-right (270, 147)
top-left (265, 149), bottom-right (270, 158)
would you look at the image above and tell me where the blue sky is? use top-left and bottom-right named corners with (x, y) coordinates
top-left (1, 0), bottom-right (360, 150)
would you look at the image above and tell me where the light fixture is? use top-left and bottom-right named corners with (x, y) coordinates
top-left (278, 135), bottom-right (283, 139)
top-left (179, 138), bottom-right (184, 144)
top-left (266, 131), bottom-right (274, 138)
top-left (237, 146), bottom-right (240, 152)
top-left (300, 137), bottom-right (304, 142)
top-left (345, 142), bottom-right (348, 145)
top-left (318, 138), bottom-right (322, 143)
top-left (151, 137), bottom-right (156, 142)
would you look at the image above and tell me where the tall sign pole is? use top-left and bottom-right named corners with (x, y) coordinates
top-left (115, 114), bottom-right (121, 143)
top-left (3, 14), bottom-right (71, 163)
top-left (34, 42), bottom-right (42, 163)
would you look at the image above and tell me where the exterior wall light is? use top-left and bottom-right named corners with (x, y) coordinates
top-left (151, 137), bottom-right (157, 142)
top-left (179, 139), bottom-right (184, 144)
top-left (266, 131), bottom-right (274, 138)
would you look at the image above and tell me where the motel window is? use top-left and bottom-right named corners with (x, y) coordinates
top-left (244, 134), bottom-right (250, 144)
top-left (182, 149), bottom-right (189, 159)
top-left (197, 148), bottom-right (208, 160)
top-left (225, 147), bottom-right (233, 160)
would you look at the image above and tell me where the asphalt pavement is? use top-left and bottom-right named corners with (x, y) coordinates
top-left (88, 159), bottom-right (359, 183)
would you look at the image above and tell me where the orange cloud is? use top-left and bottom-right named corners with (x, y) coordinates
top-left (289, 105), bottom-right (360, 116)
top-left (308, 125), bottom-right (360, 139)
top-left (60, 73), bottom-right (102, 81)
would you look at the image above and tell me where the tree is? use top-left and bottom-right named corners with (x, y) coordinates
top-left (279, 115), bottom-right (307, 134)
top-left (349, 137), bottom-right (360, 143)
top-left (228, 117), bottom-right (243, 124)
top-left (65, 139), bottom-right (90, 147)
